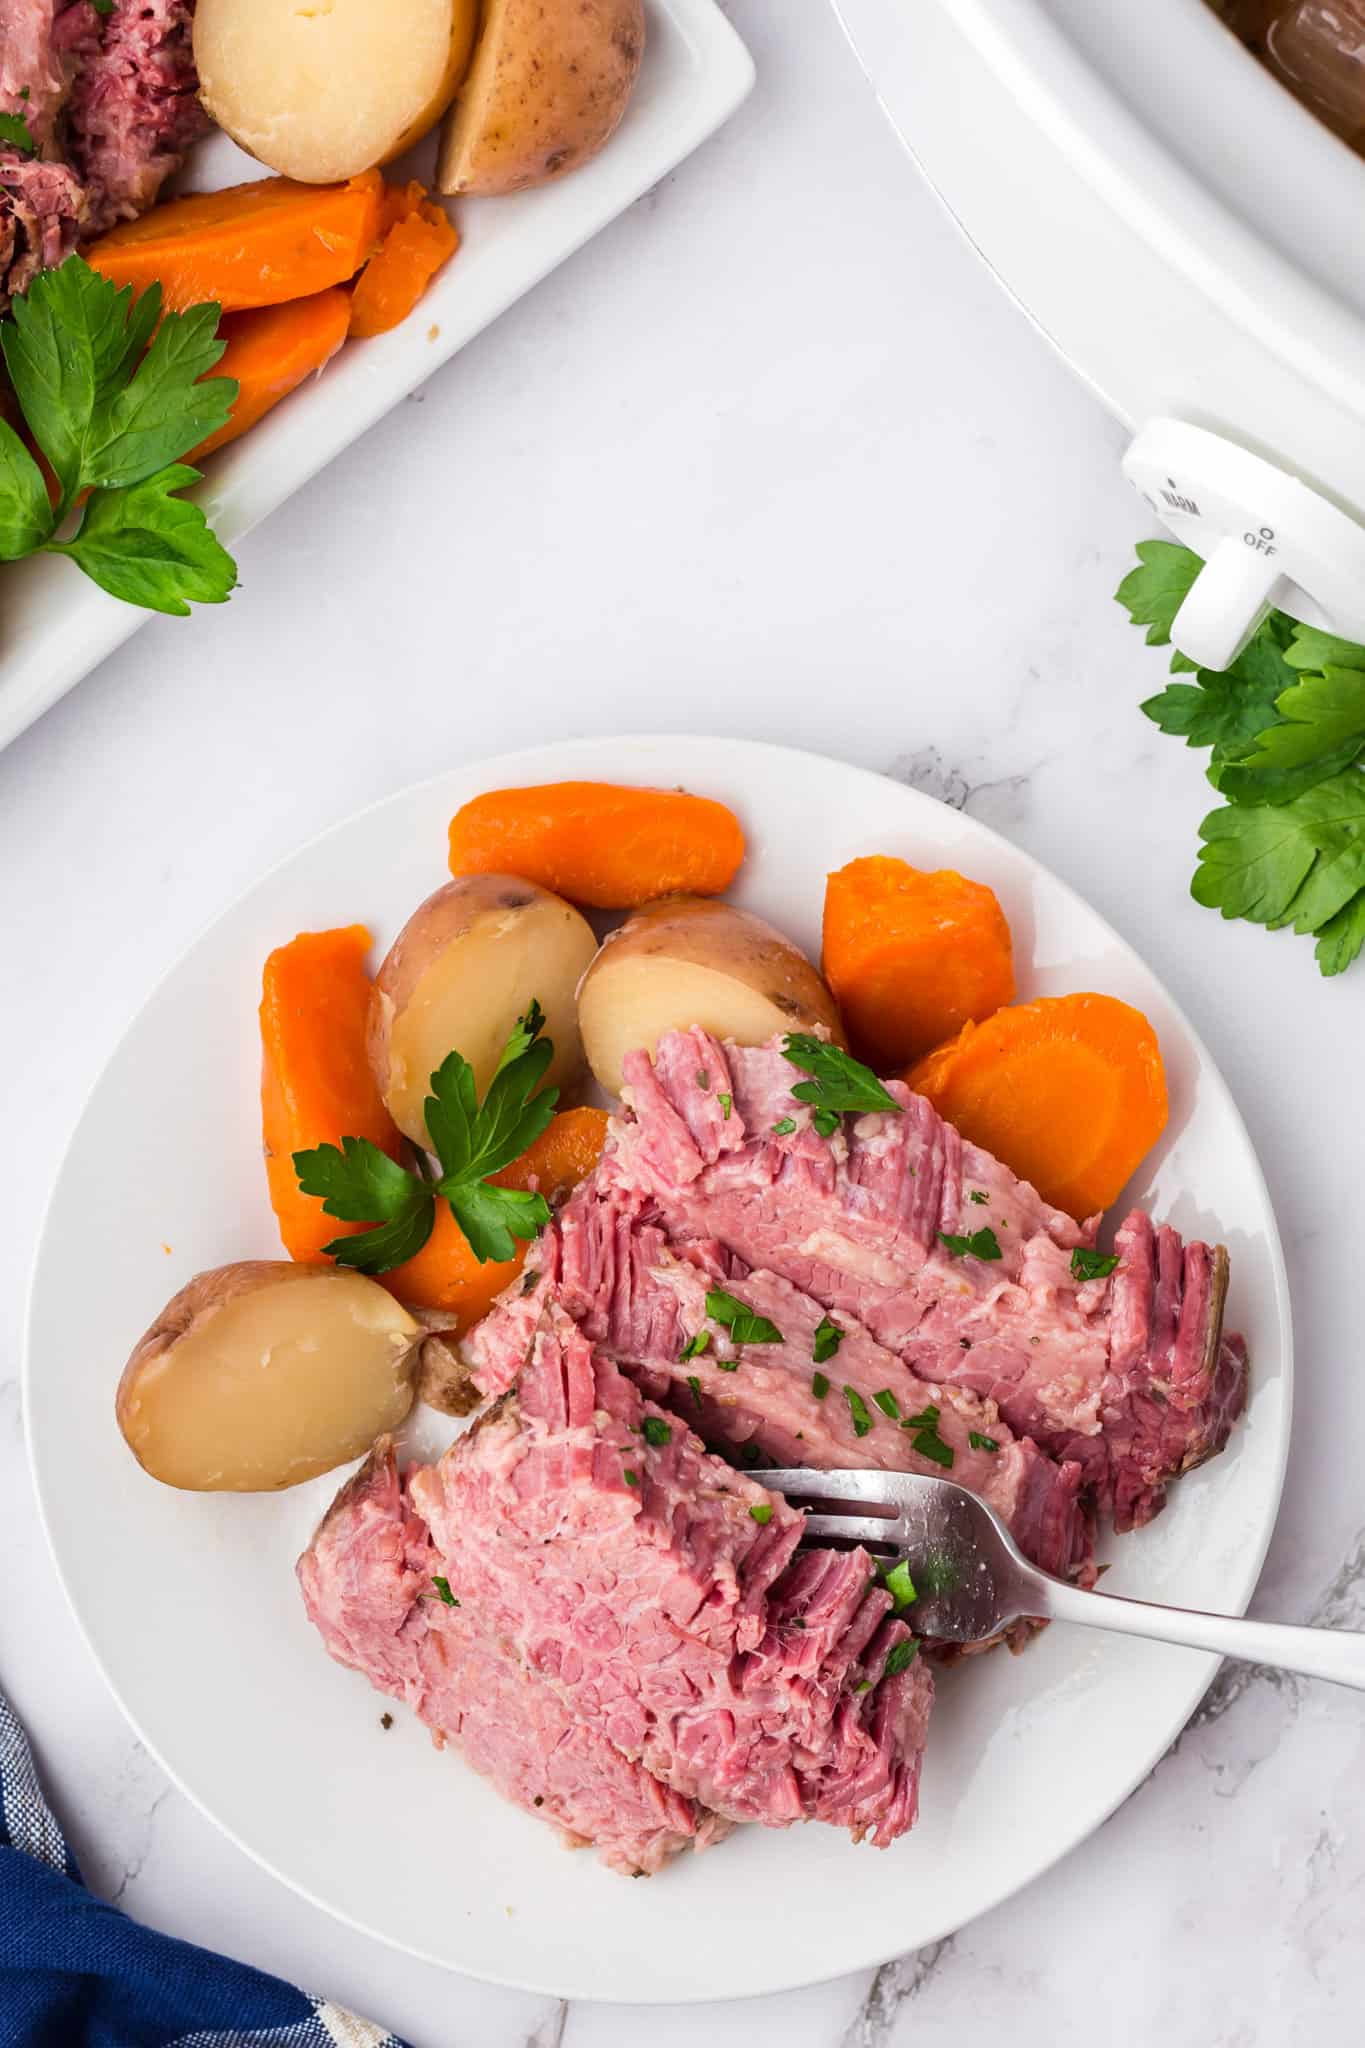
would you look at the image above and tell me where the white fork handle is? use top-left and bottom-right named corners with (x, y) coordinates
top-left (1041, 1579), bottom-right (1365, 1692)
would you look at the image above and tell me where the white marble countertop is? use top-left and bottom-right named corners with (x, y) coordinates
top-left (4, 3), bottom-right (1364, 2040)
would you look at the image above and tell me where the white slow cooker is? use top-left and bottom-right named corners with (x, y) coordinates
top-left (833, 0), bottom-right (1365, 666)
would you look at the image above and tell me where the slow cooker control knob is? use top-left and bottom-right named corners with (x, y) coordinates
top-left (1122, 418), bottom-right (1365, 670)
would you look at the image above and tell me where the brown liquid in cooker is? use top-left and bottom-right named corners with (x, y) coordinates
top-left (1212, 0), bottom-right (1365, 149)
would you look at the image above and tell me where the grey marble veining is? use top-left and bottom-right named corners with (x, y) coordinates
top-left (3, 0), bottom-right (1363, 2041)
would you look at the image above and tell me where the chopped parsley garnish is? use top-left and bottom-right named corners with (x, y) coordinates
top-left (882, 1559), bottom-right (917, 1609)
top-left (843, 1385), bottom-right (874, 1438)
top-left (811, 1370), bottom-right (830, 1400)
top-left (812, 1315), bottom-right (843, 1364)
top-left (771, 1117), bottom-right (797, 1136)
top-left (705, 1288), bottom-right (783, 1346)
top-left (854, 1679), bottom-right (872, 1694)
top-left (431, 1577), bottom-right (458, 1607)
top-left (297, 1002), bottom-right (556, 1270)
top-left (967, 1431), bottom-right (1000, 1453)
top-left (916, 1549), bottom-right (962, 1596)
top-left (740, 1443), bottom-right (762, 1467)
top-left (715, 1358), bottom-right (739, 1373)
top-left (687, 1374), bottom-right (704, 1409)
top-left (969, 1189), bottom-right (989, 1204)
top-left (1070, 1247), bottom-right (1120, 1282)
top-left (938, 1226), bottom-right (1003, 1262)
top-left (641, 1417), bottom-right (672, 1447)
top-left (781, 1034), bottom-right (901, 1132)
top-left (680, 1328), bottom-right (711, 1361)
top-left (910, 1425), bottom-right (954, 1469)
top-left (0, 110), bottom-right (36, 155)
top-left (749, 1503), bottom-right (773, 1525)
top-left (623, 1468), bottom-right (639, 1487)
top-left (718, 1092), bottom-right (732, 1120)
top-left (872, 1389), bottom-right (900, 1421)
top-left (883, 1639), bottom-right (919, 1678)
top-left (902, 1403), bottom-right (953, 1467)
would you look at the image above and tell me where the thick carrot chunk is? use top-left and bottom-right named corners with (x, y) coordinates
top-left (87, 172), bottom-right (384, 313)
top-left (260, 925), bottom-right (405, 1263)
top-left (448, 781), bottom-right (745, 910)
top-left (349, 182), bottom-right (458, 338)
top-left (192, 288), bottom-right (351, 461)
top-left (823, 856), bottom-right (1015, 1070)
top-left (907, 993), bottom-right (1169, 1219)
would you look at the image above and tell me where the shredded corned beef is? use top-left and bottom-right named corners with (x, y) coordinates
top-left (0, 0), bottom-right (205, 313)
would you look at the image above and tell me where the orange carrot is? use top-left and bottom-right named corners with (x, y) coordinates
top-left (260, 925), bottom-right (405, 1263)
top-left (191, 289), bottom-right (350, 462)
top-left (448, 782), bottom-right (746, 910)
top-left (349, 183), bottom-right (458, 338)
top-left (381, 1106), bottom-right (610, 1321)
top-left (906, 993), bottom-right (1168, 1219)
top-left (823, 856), bottom-right (1015, 1070)
top-left (87, 172), bottom-right (384, 314)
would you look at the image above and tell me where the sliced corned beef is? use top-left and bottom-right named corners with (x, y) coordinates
top-left (411, 1308), bottom-right (933, 1845)
top-left (298, 1436), bottom-right (723, 1876)
top-left (464, 1180), bottom-right (1095, 1587)
top-left (591, 1029), bottom-right (1245, 1529)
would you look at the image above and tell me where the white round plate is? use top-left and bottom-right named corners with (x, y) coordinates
top-left (25, 737), bottom-right (1292, 2003)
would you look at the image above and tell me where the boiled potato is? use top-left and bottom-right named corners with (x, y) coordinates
top-left (117, 1263), bottom-right (420, 1491)
top-left (578, 897), bottom-right (845, 1097)
top-left (437, 0), bottom-right (644, 196)
top-left (369, 874), bottom-right (596, 1147)
top-left (195, 0), bottom-right (478, 183)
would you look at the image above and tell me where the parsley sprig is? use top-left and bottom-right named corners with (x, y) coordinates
top-left (294, 1002), bottom-right (558, 1271)
top-left (781, 1034), bottom-right (901, 1136)
top-left (1118, 540), bottom-right (1365, 977)
top-left (0, 256), bottom-right (238, 613)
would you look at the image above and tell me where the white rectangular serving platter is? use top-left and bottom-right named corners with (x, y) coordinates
top-left (0, 0), bottom-right (753, 753)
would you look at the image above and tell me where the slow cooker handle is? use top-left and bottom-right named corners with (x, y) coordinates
top-left (1123, 418), bottom-right (1365, 669)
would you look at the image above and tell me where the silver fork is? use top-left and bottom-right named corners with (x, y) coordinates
top-left (752, 1467), bottom-right (1365, 1691)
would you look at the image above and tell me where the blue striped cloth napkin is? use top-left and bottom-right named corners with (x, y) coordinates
top-left (0, 1686), bottom-right (409, 2048)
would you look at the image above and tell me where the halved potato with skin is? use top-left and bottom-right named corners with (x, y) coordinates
top-left (437, 0), bottom-right (645, 196)
top-left (578, 897), bottom-right (845, 1097)
top-left (195, 0), bottom-right (479, 184)
top-left (369, 874), bottom-right (597, 1148)
top-left (117, 1263), bottom-right (420, 1492)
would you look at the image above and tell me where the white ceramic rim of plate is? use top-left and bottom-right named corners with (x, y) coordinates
top-left (24, 735), bottom-right (1294, 2000)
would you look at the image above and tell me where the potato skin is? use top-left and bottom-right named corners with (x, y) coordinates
top-left (437, 0), bottom-right (645, 196)
top-left (577, 896), bottom-right (845, 1095)
top-left (196, 0), bottom-right (478, 183)
top-left (368, 872), bottom-right (595, 1145)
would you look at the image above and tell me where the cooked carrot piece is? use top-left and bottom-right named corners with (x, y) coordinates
top-left (191, 288), bottom-right (351, 461)
top-left (380, 1106), bottom-right (609, 1320)
top-left (349, 183), bottom-right (458, 338)
top-left (447, 782), bottom-right (745, 910)
top-left (86, 172), bottom-right (384, 314)
top-left (906, 993), bottom-right (1169, 1220)
top-left (260, 925), bottom-right (405, 1263)
top-left (822, 856), bottom-right (1015, 1070)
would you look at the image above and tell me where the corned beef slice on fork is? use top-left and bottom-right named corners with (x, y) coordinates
top-left (300, 1308), bottom-right (934, 1868)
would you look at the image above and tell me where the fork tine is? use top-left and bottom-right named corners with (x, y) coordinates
top-left (795, 1513), bottom-right (903, 1548)
top-left (752, 1467), bottom-right (895, 1505)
